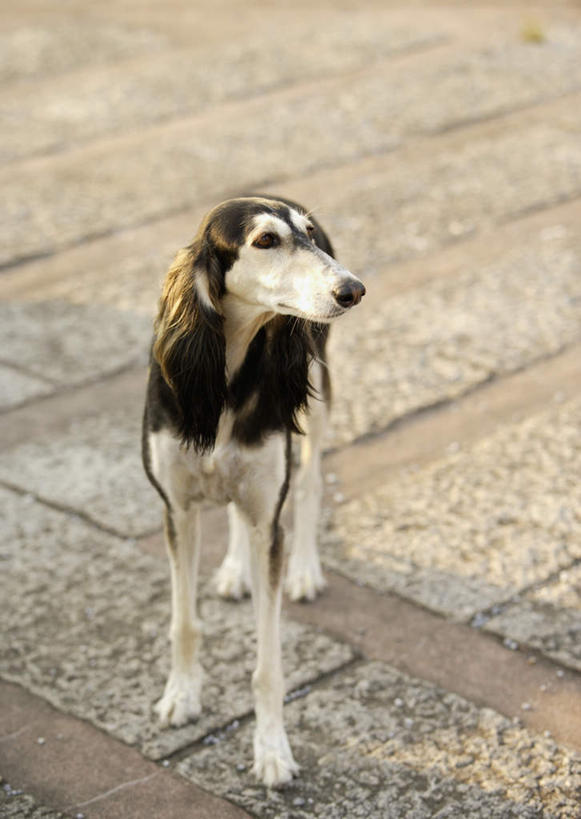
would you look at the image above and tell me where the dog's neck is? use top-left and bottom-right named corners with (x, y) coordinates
top-left (222, 294), bottom-right (274, 379)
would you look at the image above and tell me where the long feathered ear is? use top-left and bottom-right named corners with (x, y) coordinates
top-left (230, 315), bottom-right (315, 445)
top-left (153, 245), bottom-right (226, 452)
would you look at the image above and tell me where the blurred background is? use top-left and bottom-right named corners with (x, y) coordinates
top-left (1, 1), bottom-right (580, 816)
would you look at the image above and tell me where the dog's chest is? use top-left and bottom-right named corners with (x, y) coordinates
top-left (192, 447), bottom-right (243, 505)
top-left (170, 439), bottom-right (245, 506)
top-left (149, 427), bottom-right (283, 512)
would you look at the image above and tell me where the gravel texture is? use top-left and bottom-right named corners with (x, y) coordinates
top-left (0, 488), bottom-right (354, 760)
top-left (0, 778), bottom-right (65, 819)
top-left (322, 398), bottom-right (581, 629)
top-left (178, 661), bottom-right (581, 818)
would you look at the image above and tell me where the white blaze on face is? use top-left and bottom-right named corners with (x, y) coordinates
top-left (225, 210), bottom-right (359, 322)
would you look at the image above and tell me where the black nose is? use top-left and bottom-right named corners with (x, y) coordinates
top-left (333, 281), bottom-right (366, 309)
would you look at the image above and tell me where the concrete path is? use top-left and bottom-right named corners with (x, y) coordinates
top-left (1, 1), bottom-right (580, 816)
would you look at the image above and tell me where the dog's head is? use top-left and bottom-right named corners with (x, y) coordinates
top-left (153, 197), bottom-right (365, 449)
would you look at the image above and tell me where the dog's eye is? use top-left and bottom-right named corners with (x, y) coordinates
top-left (252, 232), bottom-right (278, 249)
top-left (306, 224), bottom-right (315, 241)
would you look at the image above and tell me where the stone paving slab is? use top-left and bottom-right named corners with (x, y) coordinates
top-left (0, 406), bottom-right (160, 536)
top-left (0, 487), bottom-right (354, 761)
top-left (328, 218), bottom-right (581, 445)
top-left (282, 100), bottom-right (581, 278)
top-left (177, 660), bottom-right (581, 818)
top-left (4, 36), bottom-right (581, 268)
top-left (486, 564), bottom-right (581, 672)
top-left (0, 364), bottom-right (54, 411)
top-left (0, 22), bottom-right (443, 162)
top-left (0, 302), bottom-right (151, 409)
top-left (321, 398), bottom-right (581, 637)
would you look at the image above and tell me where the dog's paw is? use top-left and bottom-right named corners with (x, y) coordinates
top-left (285, 560), bottom-right (327, 602)
top-left (252, 731), bottom-right (299, 788)
top-left (154, 671), bottom-right (202, 728)
top-left (214, 558), bottom-right (251, 600)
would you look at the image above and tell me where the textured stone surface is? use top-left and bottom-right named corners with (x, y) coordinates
top-left (0, 488), bottom-right (354, 760)
top-left (322, 398), bottom-right (581, 623)
top-left (3, 104), bottom-right (580, 339)
top-left (0, 779), bottom-right (64, 819)
top-left (178, 661), bottom-right (581, 818)
top-left (0, 301), bottom-right (151, 391)
top-left (295, 105), bottom-right (581, 279)
top-left (0, 21), bottom-right (167, 82)
top-left (5, 23), bottom-right (581, 164)
top-left (0, 364), bottom-right (53, 410)
top-left (3, 46), bottom-right (581, 268)
top-left (328, 221), bottom-right (581, 444)
top-left (0, 22), bottom-right (442, 162)
top-left (0, 406), bottom-right (159, 536)
top-left (486, 565), bottom-right (581, 672)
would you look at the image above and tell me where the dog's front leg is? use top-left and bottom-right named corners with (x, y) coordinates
top-left (248, 517), bottom-right (299, 788)
top-left (155, 504), bottom-right (203, 727)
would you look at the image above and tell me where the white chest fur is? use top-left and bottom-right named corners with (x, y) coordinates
top-left (148, 424), bottom-right (286, 523)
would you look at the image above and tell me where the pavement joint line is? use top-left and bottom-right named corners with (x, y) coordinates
top-left (66, 771), bottom-right (160, 812)
top-left (0, 358), bottom-right (58, 386)
top-left (470, 555), bottom-right (581, 631)
top-left (4, 85), bottom-right (581, 275)
top-left (428, 84), bottom-right (581, 139)
top-left (500, 188), bottom-right (581, 225)
top-left (0, 356), bottom-right (147, 416)
top-left (0, 477), bottom-right (143, 541)
top-left (5, 35), bottom-right (451, 168)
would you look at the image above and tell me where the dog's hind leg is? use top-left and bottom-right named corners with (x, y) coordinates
top-left (214, 502), bottom-right (252, 600)
top-left (155, 504), bottom-right (204, 727)
top-left (286, 360), bottom-right (327, 602)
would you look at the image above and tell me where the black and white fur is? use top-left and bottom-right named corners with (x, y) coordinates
top-left (142, 196), bottom-right (364, 787)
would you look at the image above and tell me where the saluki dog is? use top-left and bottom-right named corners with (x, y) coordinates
top-left (142, 195), bottom-right (365, 786)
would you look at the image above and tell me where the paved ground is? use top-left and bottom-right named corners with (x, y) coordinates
top-left (1, 1), bottom-right (581, 816)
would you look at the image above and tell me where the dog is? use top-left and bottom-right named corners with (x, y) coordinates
top-left (142, 195), bottom-right (365, 786)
